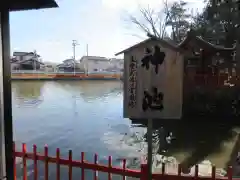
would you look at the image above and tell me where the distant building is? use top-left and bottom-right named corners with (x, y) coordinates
top-left (79, 56), bottom-right (111, 73)
top-left (107, 58), bottom-right (124, 72)
top-left (13, 52), bottom-right (40, 61)
top-left (11, 58), bottom-right (20, 71)
top-left (43, 62), bottom-right (58, 72)
top-left (11, 51), bottom-right (44, 70)
top-left (56, 58), bottom-right (83, 72)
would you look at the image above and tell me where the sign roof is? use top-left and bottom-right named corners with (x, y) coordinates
top-left (8, 0), bottom-right (58, 11)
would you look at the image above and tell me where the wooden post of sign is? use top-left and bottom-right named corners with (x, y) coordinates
top-left (147, 119), bottom-right (153, 180)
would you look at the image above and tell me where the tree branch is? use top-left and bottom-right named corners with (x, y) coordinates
top-left (127, 0), bottom-right (168, 38)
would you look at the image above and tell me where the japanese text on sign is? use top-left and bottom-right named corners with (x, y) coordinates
top-left (141, 46), bottom-right (165, 74)
top-left (142, 86), bottom-right (164, 111)
top-left (128, 56), bottom-right (137, 108)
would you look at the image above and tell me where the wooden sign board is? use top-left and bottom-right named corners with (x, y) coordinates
top-left (122, 40), bottom-right (184, 119)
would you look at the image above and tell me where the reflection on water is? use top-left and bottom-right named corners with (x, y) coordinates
top-left (12, 80), bottom-right (132, 180)
top-left (54, 80), bottom-right (122, 100)
top-left (12, 81), bottom-right (44, 98)
top-left (12, 81), bottom-right (44, 107)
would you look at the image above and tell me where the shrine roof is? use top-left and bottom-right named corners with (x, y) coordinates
top-left (178, 30), bottom-right (236, 52)
top-left (8, 0), bottom-right (58, 11)
top-left (115, 30), bottom-right (236, 56)
top-left (115, 35), bottom-right (180, 56)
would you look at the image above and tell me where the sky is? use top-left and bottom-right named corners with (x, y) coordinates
top-left (10, 0), bottom-right (205, 63)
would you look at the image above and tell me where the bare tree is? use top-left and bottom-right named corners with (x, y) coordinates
top-left (128, 0), bottom-right (170, 39)
top-left (128, 0), bottom-right (191, 42)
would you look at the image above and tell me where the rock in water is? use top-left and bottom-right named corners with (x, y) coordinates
top-left (189, 160), bottom-right (226, 177)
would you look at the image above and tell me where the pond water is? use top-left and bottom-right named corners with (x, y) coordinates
top-left (12, 80), bottom-right (240, 179)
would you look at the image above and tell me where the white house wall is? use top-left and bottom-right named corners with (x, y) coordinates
top-left (87, 60), bottom-right (111, 73)
top-left (79, 56), bottom-right (124, 73)
top-left (23, 55), bottom-right (34, 61)
top-left (11, 63), bottom-right (20, 70)
top-left (110, 59), bottom-right (124, 70)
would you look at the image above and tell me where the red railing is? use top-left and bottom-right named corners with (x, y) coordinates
top-left (13, 142), bottom-right (240, 180)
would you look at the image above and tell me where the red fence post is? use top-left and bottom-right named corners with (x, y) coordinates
top-left (33, 145), bottom-right (38, 180)
top-left (108, 156), bottom-right (112, 180)
top-left (162, 163), bottom-right (165, 175)
top-left (56, 148), bottom-right (60, 180)
top-left (22, 143), bottom-right (27, 180)
top-left (195, 165), bottom-right (199, 179)
top-left (140, 164), bottom-right (148, 180)
top-left (68, 150), bottom-right (72, 180)
top-left (122, 159), bottom-right (126, 180)
top-left (44, 146), bottom-right (49, 180)
top-left (228, 166), bottom-right (233, 180)
top-left (212, 165), bottom-right (216, 180)
top-left (94, 154), bottom-right (98, 180)
top-left (13, 142), bottom-right (16, 180)
top-left (177, 164), bottom-right (181, 176)
top-left (81, 152), bottom-right (85, 180)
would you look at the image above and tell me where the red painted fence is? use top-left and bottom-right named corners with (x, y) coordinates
top-left (13, 142), bottom-right (240, 180)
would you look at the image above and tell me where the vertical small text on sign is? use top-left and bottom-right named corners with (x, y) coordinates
top-left (128, 56), bottom-right (137, 108)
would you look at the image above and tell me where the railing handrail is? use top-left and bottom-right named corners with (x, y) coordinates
top-left (10, 71), bottom-right (124, 78)
top-left (11, 70), bottom-right (123, 74)
top-left (14, 144), bottom-right (139, 178)
top-left (13, 142), bottom-right (240, 180)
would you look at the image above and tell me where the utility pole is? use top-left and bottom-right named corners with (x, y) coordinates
top-left (86, 44), bottom-right (89, 75)
top-left (33, 50), bottom-right (37, 72)
top-left (86, 44), bottom-right (88, 56)
top-left (72, 40), bottom-right (79, 75)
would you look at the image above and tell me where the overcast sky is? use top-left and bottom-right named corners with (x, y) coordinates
top-left (10, 0), bottom-right (205, 63)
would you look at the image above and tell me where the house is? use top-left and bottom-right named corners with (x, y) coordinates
top-left (107, 58), bottom-right (124, 72)
top-left (18, 59), bottom-right (44, 70)
top-left (13, 51), bottom-right (40, 61)
top-left (11, 57), bottom-right (20, 70)
top-left (11, 51), bottom-right (44, 70)
top-left (56, 58), bottom-right (83, 72)
top-left (79, 56), bottom-right (111, 73)
top-left (43, 62), bottom-right (58, 72)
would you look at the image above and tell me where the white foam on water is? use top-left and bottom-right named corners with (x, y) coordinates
top-left (101, 130), bottom-right (227, 176)
top-left (101, 130), bottom-right (147, 157)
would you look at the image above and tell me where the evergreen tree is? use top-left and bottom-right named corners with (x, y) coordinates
top-left (196, 0), bottom-right (240, 47)
top-left (165, 0), bottom-right (191, 42)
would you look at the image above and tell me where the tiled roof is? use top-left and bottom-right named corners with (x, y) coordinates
top-left (81, 56), bottom-right (109, 61)
top-left (13, 51), bottom-right (40, 57)
top-left (115, 30), bottom-right (236, 56)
